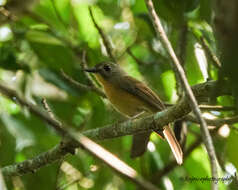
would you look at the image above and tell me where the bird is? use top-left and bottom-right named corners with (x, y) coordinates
top-left (84, 62), bottom-right (183, 165)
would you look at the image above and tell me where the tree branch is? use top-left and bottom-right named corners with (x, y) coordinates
top-left (144, 1), bottom-right (219, 189)
top-left (80, 51), bottom-right (95, 87)
top-left (164, 103), bottom-right (236, 111)
top-left (1, 142), bottom-right (74, 177)
top-left (61, 69), bottom-right (106, 98)
top-left (164, 104), bottom-right (235, 111)
top-left (127, 48), bottom-right (148, 65)
top-left (42, 98), bottom-right (62, 126)
top-left (185, 115), bottom-right (238, 127)
top-left (198, 105), bottom-right (235, 111)
top-left (88, 7), bottom-right (115, 61)
top-left (0, 84), bottom-right (158, 190)
top-left (199, 36), bottom-right (222, 69)
top-left (1, 80), bottom-right (228, 179)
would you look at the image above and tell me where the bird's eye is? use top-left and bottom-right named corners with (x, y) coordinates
top-left (103, 65), bottom-right (111, 72)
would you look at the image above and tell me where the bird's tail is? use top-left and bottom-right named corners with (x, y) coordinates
top-left (162, 125), bottom-right (183, 165)
top-left (130, 125), bottom-right (183, 165)
top-left (130, 132), bottom-right (151, 158)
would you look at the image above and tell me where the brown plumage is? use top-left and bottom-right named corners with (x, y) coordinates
top-left (84, 62), bottom-right (183, 165)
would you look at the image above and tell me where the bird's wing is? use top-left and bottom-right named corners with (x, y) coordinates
top-left (120, 76), bottom-right (183, 164)
top-left (118, 75), bottom-right (165, 111)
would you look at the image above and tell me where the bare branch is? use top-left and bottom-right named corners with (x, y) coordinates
top-left (144, 1), bottom-right (219, 189)
top-left (199, 105), bottom-right (235, 111)
top-left (88, 7), bottom-right (115, 61)
top-left (185, 115), bottom-right (238, 127)
top-left (41, 98), bottom-right (61, 125)
top-left (61, 51), bottom-right (107, 98)
top-left (80, 51), bottom-right (95, 86)
top-left (0, 83), bottom-right (158, 190)
top-left (199, 37), bottom-right (221, 69)
top-left (80, 50), bottom-right (104, 94)
top-left (1, 142), bottom-right (76, 177)
top-left (127, 48), bottom-right (147, 65)
top-left (165, 104), bottom-right (235, 111)
top-left (61, 69), bottom-right (106, 98)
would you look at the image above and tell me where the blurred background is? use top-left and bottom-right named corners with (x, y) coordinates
top-left (0, 0), bottom-right (238, 189)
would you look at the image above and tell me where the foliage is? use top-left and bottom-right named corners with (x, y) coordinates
top-left (0, 0), bottom-right (237, 189)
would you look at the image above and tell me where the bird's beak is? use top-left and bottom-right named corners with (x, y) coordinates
top-left (83, 67), bottom-right (100, 73)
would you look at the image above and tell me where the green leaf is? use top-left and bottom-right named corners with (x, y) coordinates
top-left (29, 24), bottom-right (49, 31)
top-left (26, 30), bottom-right (63, 45)
top-left (227, 132), bottom-right (238, 170)
top-left (185, 34), bottom-right (204, 85)
top-left (22, 162), bottom-right (60, 190)
top-left (161, 70), bottom-right (177, 102)
top-left (1, 114), bottom-right (35, 151)
top-left (72, 4), bottom-right (100, 48)
top-left (26, 32), bottom-right (74, 71)
top-left (0, 96), bottom-right (20, 114)
top-left (200, 0), bottom-right (212, 23)
top-left (38, 68), bottom-right (78, 95)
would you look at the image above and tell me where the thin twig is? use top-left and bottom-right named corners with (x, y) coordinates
top-left (88, 7), bottom-right (115, 61)
top-left (127, 48), bottom-right (148, 65)
top-left (164, 104), bottom-right (235, 111)
top-left (80, 50), bottom-right (101, 89)
top-left (144, 1), bottom-right (218, 189)
top-left (0, 84), bottom-right (158, 190)
top-left (15, 11), bottom-right (105, 99)
top-left (81, 51), bottom-right (93, 85)
top-left (199, 105), bottom-right (235, 111)
top-left (42, 98), bottom-right (76, 155)
top-left (61, 69), bottom-right (106, 98)
top-left (185, 115), bottom-right (238, 127)
top-left (41, 98), bottom-right (61, 125)
top-left (174, 23), bottom-right (189, 150)
top-left (199, 37), bottom-right (221, 69)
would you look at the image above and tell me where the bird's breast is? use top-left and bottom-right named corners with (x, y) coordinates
top-left (96, 75), bottom-right (148, 117)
